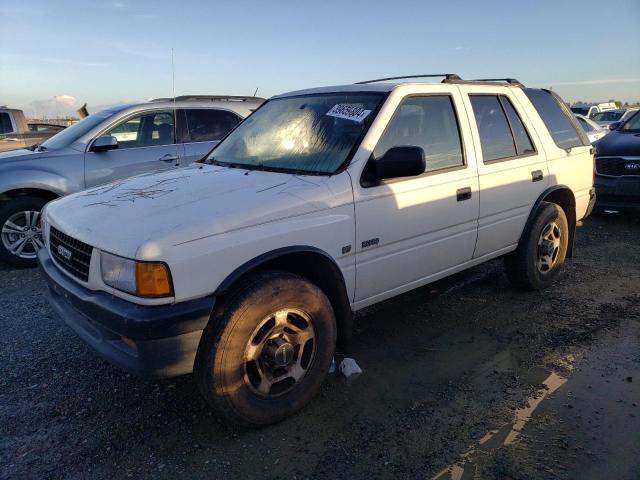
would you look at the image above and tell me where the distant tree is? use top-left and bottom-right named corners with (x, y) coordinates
top-left (615, 101), bottom-right (622, 108)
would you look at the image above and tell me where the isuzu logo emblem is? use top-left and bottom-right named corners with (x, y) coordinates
top-left (57, 245), bottom-right (73, 260)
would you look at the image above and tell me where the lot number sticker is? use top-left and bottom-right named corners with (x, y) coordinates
top-left (326, 104), bottom-right (372, 123)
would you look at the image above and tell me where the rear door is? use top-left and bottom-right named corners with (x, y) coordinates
top-left (180, 108), bottom-right (242, 164)
top-left (459, 87), bottom-right (549, 258)
top-left (84, 109), bottom-right (184, 187)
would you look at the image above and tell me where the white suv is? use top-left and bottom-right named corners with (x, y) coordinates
top-left (38, 74), bottom-right (595, 426)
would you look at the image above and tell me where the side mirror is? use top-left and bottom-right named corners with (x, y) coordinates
top-left (375, 146), bottom-right (425, 180)
top-left (608, 121), bottom-right (621, 131)
top-left (91, 135), bottom-right (118, 152)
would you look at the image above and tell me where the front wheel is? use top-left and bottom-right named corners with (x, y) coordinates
top-left (0, 197), bottom-right (47, 268)
top-left (505, 202), bottom-right (569, 290)
top-left (195, 271), bottom-right (337, 426)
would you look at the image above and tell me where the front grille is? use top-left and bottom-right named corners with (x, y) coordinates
top-left (596, 157), bottom-right (640, 177)
top-left (49, 227), bottom-right (93, 282)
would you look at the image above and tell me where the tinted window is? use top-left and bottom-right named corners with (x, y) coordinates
top-left (374, 96), bottom-right (464, 173)
top-left (577, 117), bottom-right (593, 132)
top-left (524, 89), bottom-right (586, 149)
top-left (0, 112), bottom-right (14, 134)
top-left (570, 107), bottom-right (590, 116)
top-left (185, 109), bottom-right (240, 142)
top-left (470, 95), bottom-right (516, 162)
top-left (499, 96), bottom-right (535, 155)
top-left (107, 110), bottom-right (174, 149)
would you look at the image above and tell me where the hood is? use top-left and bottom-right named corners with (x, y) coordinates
top-left (46, 164), bottom-right (347, 259)
top-left (594, 130), bottom-right (640, 157)
top-left (0, 148), bottom-right (42, 162)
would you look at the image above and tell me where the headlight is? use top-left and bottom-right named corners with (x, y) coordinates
top-left (100, 251), bottom-right (173, 297)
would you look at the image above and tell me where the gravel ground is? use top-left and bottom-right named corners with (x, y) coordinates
top-left (1, 213), bottom-right (639, 480)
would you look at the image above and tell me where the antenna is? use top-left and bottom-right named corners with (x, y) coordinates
top-left (253, 87), bottom-right (259, 97)
top-left (170, 48), bottom-right (179, 166)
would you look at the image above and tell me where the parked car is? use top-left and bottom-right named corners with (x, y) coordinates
top-left (38, 75), bottom-right (594, 425)
top-left (574, 114), bottom-right (608, 143)
top-left (593, 110), bottom-right (640, 212)
top-left (0, 95), bottom-right (264, 267)
top-left (0, 107), bottom-right (63, 152)
top-left (591, 108), bottom-right (639, 129)
top-left (570, 102), bottom-right (617, 119)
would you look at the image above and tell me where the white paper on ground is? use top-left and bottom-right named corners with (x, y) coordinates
top-left (338, 357), bottom-right (363, 377)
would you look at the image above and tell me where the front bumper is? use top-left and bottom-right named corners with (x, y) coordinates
top-left (594, 174), bottom-right (640, 212)
top-left (38, 248), bottom-right (215, 377)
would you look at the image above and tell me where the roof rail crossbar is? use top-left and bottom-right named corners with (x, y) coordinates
top-left (150, 95), bottom-right (266, 103)
top-left (355, 74), bottom-right (462, 84)
top-left (470, 78), bottom-right (523, 86)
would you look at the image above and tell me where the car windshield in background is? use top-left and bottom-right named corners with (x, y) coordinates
top-left (570, 107), bottom-right (590, 116)
top-left (208, 93), bottom-right (385, 174)
top-left (591, 111), bottom-right (623, 122)
top-left (621, 111), bottom-right (640, 132)
top-left (40, 108), bottom-right (123, 150)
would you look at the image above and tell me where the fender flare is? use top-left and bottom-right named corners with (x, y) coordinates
top-left (519, 185), bottom-right (577, 257)
top-left (214, 245), bottom-right (354, 354)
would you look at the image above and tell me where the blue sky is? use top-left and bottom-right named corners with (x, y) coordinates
top-left (1, 0), bottom-right (639, 117)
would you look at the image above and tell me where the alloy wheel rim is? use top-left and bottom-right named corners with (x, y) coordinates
top-left (1, 210), bottom-right (43, 260)
top-left (537, 220), bottom-right (561, 273)
top-left (243, 308), bottom-right (316, 397)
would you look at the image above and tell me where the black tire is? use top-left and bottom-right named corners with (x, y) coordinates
top-left (195, 271), bottom-right (337, 426)
top-left (504, 202), bottom-right (569, 290)
top-left (0, 196), bottom-right (47, 268)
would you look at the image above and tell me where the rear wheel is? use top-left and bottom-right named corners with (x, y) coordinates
top-left (505, 202), bottom-right (569, 290)
top-left (195, 271), bottom-right (336, 426)
top-left (0, 197), bottom-right (47, 268)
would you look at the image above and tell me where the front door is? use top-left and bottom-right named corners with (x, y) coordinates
top-left (84, 109), bottom-right (183, 187)
top-left (353, 91), bottom-right (480, 307)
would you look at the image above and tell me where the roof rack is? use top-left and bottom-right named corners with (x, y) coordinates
top-left (468, 78), bottom-right (524, 86)
top-left (355, 74), bottom-right (462, 84)
top-left (150, 95), bottom-right (266, 103)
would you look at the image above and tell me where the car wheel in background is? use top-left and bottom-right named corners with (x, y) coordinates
top-left (0, 197), bottom-right (47, 268)
top-left (195, 271), bottom-right (336, 426)
top-left (505, 201), bottom-right (569, 290)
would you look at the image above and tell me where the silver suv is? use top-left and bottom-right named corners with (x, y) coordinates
top-left (0, 95), bottom-right (264, 267)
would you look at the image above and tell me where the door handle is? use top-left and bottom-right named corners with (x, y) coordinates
top-left (531, 170), bottom-right (543, 182)
top-left (456, 187), bottom-right (472, 201)
top-left (159, 154), bottom-right (179, 163)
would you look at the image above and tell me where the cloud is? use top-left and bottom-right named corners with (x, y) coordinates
top-left (110, 1), bottom-right (127, 9)
top-left (30, 95), bottom-right (79, 118)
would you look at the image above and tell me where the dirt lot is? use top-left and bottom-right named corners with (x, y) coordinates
top-left (1, 214), bottom-right (639, 480)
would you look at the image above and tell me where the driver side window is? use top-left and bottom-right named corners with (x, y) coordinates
top-left (373, 95), bottom-right (464, 174)
top-left (106, 110), bottom-right (175, 149)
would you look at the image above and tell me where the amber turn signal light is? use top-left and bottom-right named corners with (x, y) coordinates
top-left (135, 262), bottom-right (173, 297)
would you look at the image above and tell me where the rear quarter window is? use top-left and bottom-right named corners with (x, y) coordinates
top-left (524, 89), bottom-right (589, 150)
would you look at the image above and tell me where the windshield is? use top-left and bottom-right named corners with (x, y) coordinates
top-left (591, 111), bottom-right (623, 122)
top-left (570, 107), bottom-right (590, 116)
top-left (40, 108), bottom-right (122, 150)
top-left (621, 111), bottom-right (640, 132)
top-left (208, 93), bottom-right (385, 174)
